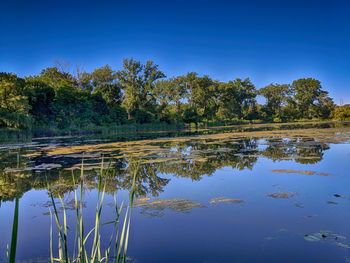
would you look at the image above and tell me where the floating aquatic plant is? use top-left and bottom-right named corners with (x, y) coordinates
top-left (304, 230), bottom-right (350, 249)
top-left (209, 197), bottom-right (244, 205)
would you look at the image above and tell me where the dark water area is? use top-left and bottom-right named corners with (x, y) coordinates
top-left (0, 122), bottom-right (350, 262)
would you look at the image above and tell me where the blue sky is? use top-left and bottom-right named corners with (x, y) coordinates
top-left (1, 0), bottom-right (349, 104)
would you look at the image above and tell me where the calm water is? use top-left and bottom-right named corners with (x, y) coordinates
top-left (0, 122), bottom-right (350, 262)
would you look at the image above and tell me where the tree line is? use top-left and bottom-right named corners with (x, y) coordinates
top-left (0, 58), bottom-right (348, 131)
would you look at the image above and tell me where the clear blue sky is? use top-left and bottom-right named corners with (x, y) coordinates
top-left (1, 0), bottom-right (349, 104)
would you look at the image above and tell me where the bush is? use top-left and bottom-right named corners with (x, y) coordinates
top-left (331, 104), bottom-right (350, 121)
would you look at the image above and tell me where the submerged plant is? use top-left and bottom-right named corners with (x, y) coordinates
top-left (49, 159), bottom-right (138, 263)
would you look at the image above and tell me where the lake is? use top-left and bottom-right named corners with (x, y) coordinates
top-left (0, 122), bottom-right (350, 263)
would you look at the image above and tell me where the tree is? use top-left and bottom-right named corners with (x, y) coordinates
top-left (191, 75), bottom-right (217, 121)
top-left (83, 65), bottom-right (123, 108)
top-left (154, 76), bottom-right (187, 123)
top-left (309, 91), bottom-right (335, 119)
top-left (331, 104), bottom-right (350, 120)
top-left (0, 73), bottom-right (32, 128)
top-left (291, 78), bottom-right (324, 118)
top-left (259, 83), bottom-right (291, 119)
top-left (24, 77), bottom-right (55, 125)
top-left (216, 81), bottom-right (241, 120)
top-left (184, 72), bottom-right (198, 107)
top-left (182, 105), bottom-right (200, 128)
top-left (38, 67), bottom-right (76, 90)
top-left (117, 58), bottom-right (165, 122)
top-left (233, 78), bottom-right (257, 119)
top-left (217, 78), bottom-right (257, 121)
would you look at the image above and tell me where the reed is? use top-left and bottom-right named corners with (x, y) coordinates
top-left (7, 194), bottom-right (19, 263)
top-left (49, 159), bottom-right (138, 263)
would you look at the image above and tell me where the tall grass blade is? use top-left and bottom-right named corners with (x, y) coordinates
top-left (9, 194), bottom-right (19, 263)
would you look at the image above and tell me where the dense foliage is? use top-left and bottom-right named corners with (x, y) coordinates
top-left (0, 58), bottom-right (340, 132)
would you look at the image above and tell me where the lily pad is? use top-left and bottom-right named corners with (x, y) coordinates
top-left (332, 234), bottom-right (347, 240)
top-left (335, 242), bottom-right (350, 249)
top-left (304, 233), bottom-right (323, 242)
top-left (304, 230), bottom-right (350, 249)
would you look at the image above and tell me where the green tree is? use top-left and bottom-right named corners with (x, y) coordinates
top-left (192, 75), bottom-right (217, 121)
top-left (309, 91), bottom-right (335, 119)
top-left (217, 78), bottom-right (257, 121)
top-left (216, 81), bottom-right (241, 120)
top-left (291, 78), bottom-right (324, 118)
top-left (184, 72), bottom-right (198, 107)
top-left (0, 73), bottom-right (31, 128)
top-left (259, 83), bottom-right (291, 120)
top-left (83, 65), bottom-right (122, 108)
top-left (37, 67), bottom-right (76, 90)
top-left (24, 77), bottom-right (55, 125)
top-left (234, 78), bottom-right (257, 119)
top-left (154, 76), bottom-right (187, 122)
top-left (182, 105), bottom-right (200, 127)
top-left (117, 58), bottom-right (165, 122)
top-left (331, 104), bottom-right (350, 120)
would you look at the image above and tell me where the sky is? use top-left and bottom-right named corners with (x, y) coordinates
top-left (1, 0), bottom-right (349, 104)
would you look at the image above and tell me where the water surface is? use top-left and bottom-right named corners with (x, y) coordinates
top-left (0, 123), bottom-right (350, 262)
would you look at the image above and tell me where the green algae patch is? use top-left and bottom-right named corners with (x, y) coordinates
top-left (270, 169), bottom-right (337, 176)
top-left (267, 191), bottom-right (298, 199)
top-left (5, 163), bottom-right (62, 172)
top-left (133, 197), bottom-right (205, 217)
top-left (271, 169), bottom-right (315, 175)
top-left (209, 197), bottom-right (244, 205)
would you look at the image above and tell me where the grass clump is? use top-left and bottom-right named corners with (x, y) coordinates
top-left (49, 159), bottom-right (137, 263)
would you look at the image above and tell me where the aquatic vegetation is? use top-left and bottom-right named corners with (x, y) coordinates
top-left (16, 126), bottom-right (350, 161)
top-left (32, 199), bottom-right (88, 212)
top-left (270, 169), bottom-right (336, 176)
top-left (271, 169), bottom-right (315, 175)
top-left (133, 197), bottom-right (204, 217)
top-left (304, 231), bottom-right (350, 249)
top-left (267, 192), bottom-right (298, 199)
top-left (327, 201), bottom-right (338, 205)
top-left (5, 163), bottom-right (62, 172)
top-left (209, 197), bottom-right (244, 205)
top-left (334, 194), bottom-right (347, 199)
top-left (7, 195), bottom-right (19, 263)
top-left (293, 202), bottom-right (304, 208)
top-left (49, 161), bottom-right (137, 262)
